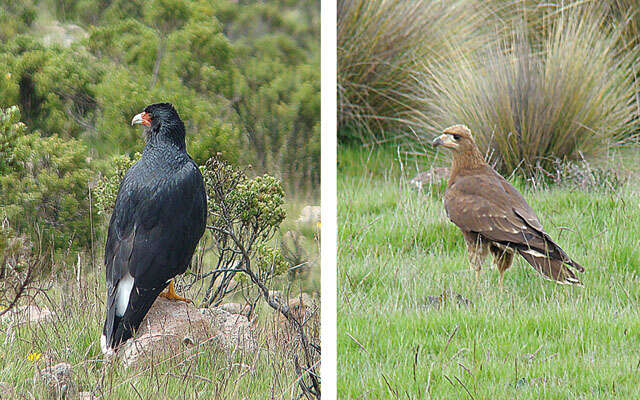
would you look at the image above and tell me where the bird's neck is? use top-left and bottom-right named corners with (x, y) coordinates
top-left (146, 124), bottom-right (186, 151)
top-left (450, 147), bottom-right (486, 176)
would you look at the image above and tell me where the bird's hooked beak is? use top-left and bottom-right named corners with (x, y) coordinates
top-left (131, 112), bottom-right (151, 127)
top-left (432, 133), bottom-right (457, 149)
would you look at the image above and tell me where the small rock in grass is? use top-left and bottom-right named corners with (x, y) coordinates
top-left (424, 290), bottom-right (473, 310)
top-left (0, 305), bottom-right (53, 326)
top-left (274, 293), bottom-right (318, 329)
top-left (219, 302), bottom-right (252, 317)
top-left (271, 293), bottom-right (320, 350)
top-left (35, 362), bottom-right (75, 399)
top-left (409, 168), bottom-right (449, 191)
top-left (296, 205), bottom-right (321, 224)
top-left (529, 376), bottom-right (546, 386)
top-left (0, 382), bottom-right (14, 398)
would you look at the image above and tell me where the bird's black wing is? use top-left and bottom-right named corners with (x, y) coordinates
top-left (127, 160), bottom-right (206, 285)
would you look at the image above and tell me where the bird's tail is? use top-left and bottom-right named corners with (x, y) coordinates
top-left (102, 283), bottom-right (167, 353)
top-left (517, 248), bottom-right (583, 286)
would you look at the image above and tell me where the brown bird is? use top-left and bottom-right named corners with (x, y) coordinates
top-left (433, 125), bottom-right (584, 286)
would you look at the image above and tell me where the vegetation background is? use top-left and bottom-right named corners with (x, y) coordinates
top-left (338, 0), bottom-right (640, 398)
top-left (0, 0), bottom-right (320, 398)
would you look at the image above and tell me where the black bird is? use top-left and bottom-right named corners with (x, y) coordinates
top-left (101, 103), bottom-right (207, 354)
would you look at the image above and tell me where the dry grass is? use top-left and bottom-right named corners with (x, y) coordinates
top-left (0, 267), bottom-right (320, 399)
top-left (413, 3), bottom-right (639, 175)
top-left (337, 0), bottom-right (486, 143)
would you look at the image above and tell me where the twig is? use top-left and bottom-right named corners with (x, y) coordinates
top-left (346, 332), bottom-right (370, 355)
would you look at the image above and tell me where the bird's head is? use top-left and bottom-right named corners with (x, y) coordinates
top-left (432, 125), bottom-right (475, 152)
top-left (131, 102), bottom-right (185, 147)
top-left (433, 124), bottom-right (486, 171)
top-left (131, 103), bottom-right (180, 129)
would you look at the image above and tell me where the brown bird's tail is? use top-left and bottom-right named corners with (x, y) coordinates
top-left (517, 248), bottom-right (583, 286)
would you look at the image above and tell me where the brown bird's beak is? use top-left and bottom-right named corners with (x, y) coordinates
top-left (432, 133), bottom-right (457, 149)
top-left (131, 111), bottom-right (151, 126)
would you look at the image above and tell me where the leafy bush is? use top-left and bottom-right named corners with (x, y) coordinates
top-left (0, 0), bottom-right (37, 42)
top-left (0, 38), bottom-right (104, 139)
top-left (418, 7), bottom-right (638, 176)
top-left (200, 157), bottom-right (286, 306)
top-left (92, 152), bottom-right (139, 216)
top-left (0, 105), bottom-right (95, 256)
top-left (1, 0), bottom-right (319, 195)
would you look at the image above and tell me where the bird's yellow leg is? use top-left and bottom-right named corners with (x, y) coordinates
top-left (159, 281), bottom-right (192, 303)
top-left (498, 270), bottom-right (504, 289)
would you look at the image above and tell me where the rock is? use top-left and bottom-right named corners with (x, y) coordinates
top-left (0, 305), bottom-right (53, 326)
top-left (409, 167), bottom-right (449, 190)
top-left (39, 21), bottom-right (88, 48)
top-left (219, 302), bottom-right (252, 317)
top-left (296, 205), bottom-right (321, 224)
top-left (274, 293), bottom-right (319, 333)
top-left (77, 391), bottom-right (95, 400)
top-left (119, 297), bottom-right (255, 368)
top-left (424, 290), bottom-right (473, 310)
top-left (35, 362), bottom-right (75, 399)
top-left (0, 382), bottom-right (14, 398)
top-left (200, 307), bottom-right (256, 349)
top-left (268, 290), bottom-right (283, 302)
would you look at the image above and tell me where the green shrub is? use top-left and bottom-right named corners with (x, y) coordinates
top-left (418, 6), bottom-right (638, 176)
top-left (92, 152), bottom-right (140, 216)
top-left (0, 0), bottom-right (37, 42)
top-left (0, 106), bottom-right (95, 257)
top-left (1, 0), bottom-right (318, 196)
top-left (0, 39), bottom-right (104, 140)
top-left (200, 157), bottom-right (287, 305)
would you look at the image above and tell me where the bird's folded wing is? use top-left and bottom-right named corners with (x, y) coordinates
top-left (105, 162), bottom-right (205, 289)
top-left (444, 174), bottom-right (548, 250)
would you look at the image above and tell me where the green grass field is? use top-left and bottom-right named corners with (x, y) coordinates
top-left (337, 145), bottom-right (640, 399)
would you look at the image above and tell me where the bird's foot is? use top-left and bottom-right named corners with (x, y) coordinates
top-left (160, 281), bottom-right (192, 304)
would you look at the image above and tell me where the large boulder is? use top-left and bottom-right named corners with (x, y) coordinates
top-left (119, 297), bottom-right (255, 368)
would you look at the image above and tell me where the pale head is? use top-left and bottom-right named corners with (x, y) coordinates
top-left (432, 125), bottom-right (475, 152)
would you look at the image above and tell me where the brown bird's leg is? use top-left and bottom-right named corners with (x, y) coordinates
top-left (491, 246), bottom-right (514, 289)
top-left (464, 232), bottom-right (486, 284)
top-left (159, 280), bottom-right (192, 303)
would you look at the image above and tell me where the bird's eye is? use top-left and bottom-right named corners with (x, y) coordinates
top-left (452, 134), bottom-right (461, 141)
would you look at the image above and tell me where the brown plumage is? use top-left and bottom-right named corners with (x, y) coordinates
top-left (433, 125), bottom-right (584, 286)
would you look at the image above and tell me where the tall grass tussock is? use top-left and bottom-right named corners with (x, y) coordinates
top-left (416, 4), bottom-right (639, 175)
top-left (338, 0), bottom-right (639, 177)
